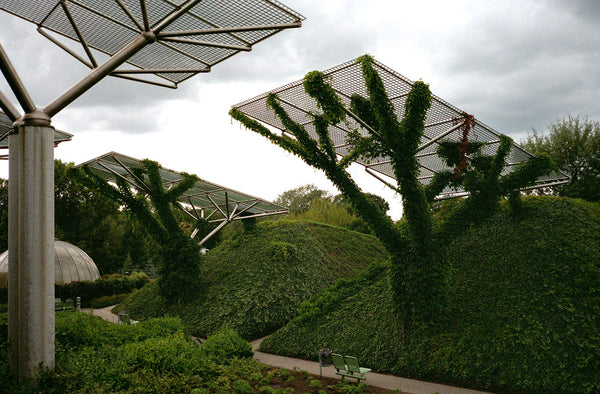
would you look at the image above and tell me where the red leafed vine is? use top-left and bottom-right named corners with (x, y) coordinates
top-left (452, 112), bottom-right (476, 178)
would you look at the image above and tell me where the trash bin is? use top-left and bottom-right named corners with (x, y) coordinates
top-left (319, 348), bottom-right (332, 367)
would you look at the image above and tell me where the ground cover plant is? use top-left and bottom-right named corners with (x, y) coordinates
top-left (120, 219), bottom-right (388, 339)
top-left (0, 312), bottom-right (393, 393)
top-left (260, 197), bottom-right (600, 393)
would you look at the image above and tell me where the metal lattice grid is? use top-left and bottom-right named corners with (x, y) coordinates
top-left (232, 57), bottom-right (570, 200)
top-left (0, 110), bottom-right (72, 152)
top-left (80, 151), bottom-right (288, 244)
top-left (1, 0), bottom-right (304, 89)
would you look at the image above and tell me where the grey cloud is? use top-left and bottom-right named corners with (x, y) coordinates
top-left (424, 2), bottom-right (600, 136)
top-left (54, 102), bottom-right (168, 135)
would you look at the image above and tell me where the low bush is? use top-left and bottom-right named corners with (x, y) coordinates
top-left (0, 310), bottom-right (6, 342)
top-left (55, 312), bottom-right (185, 350)
top-left (116, 279), bottom-right (167, 320)
top-left (200, 328), bottom-right (254, 365)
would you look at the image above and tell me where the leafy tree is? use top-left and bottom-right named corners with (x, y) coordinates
top-left (71, 160), bottom-right (202, 304)
top-left (294, 198), bottom-right (361, 229)
top-left (275, 184), bottom-right (332, 214)
top-left (339, 192), bottom-right (390, 216)
top-left (55, 160), bottom-right (130, 273)
top-left (522, 116), bottom-right (600, 202)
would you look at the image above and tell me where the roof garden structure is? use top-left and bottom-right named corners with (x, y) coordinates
top-left (80, 151), bottom-right (288, 245)
top-left (0, 0), bottom-right (303, 379)
top-left (232, 57), bottom-right (570, 200)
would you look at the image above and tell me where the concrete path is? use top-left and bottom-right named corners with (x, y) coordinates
top-left (250, 338), bottom-right (491, 394)
top-left (88, 307), bottom-right (492, 394)
top-left (84, 305), bottom-right (120, 324)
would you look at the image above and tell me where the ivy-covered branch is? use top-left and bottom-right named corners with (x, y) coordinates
top-left (72, 161), bottom-right (202, 304)
top-left (231, 55), bottom-right (451, 324)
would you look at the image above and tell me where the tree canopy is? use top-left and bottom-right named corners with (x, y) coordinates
top-left (275, 184), bottom-right (332, 214)
top-left (523, 115), bottom-right (600, 202)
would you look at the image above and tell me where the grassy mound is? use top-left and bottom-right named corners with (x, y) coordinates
top-left (261, 197), bottom-right (600, 393)
top-left (121, 219), bottom-right (388, 339)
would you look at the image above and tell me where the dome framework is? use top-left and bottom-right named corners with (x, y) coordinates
top-left (0, 240), bottom-right (100, 288)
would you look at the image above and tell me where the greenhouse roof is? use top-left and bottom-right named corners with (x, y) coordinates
top-left (1, 0), bottom-right (304, 88)
top-left (80, 152), bottom-right (288, 242)
top-left (232, 57), bottom-right (570, 200)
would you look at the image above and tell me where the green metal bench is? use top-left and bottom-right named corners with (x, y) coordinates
top-left (331, 353), bottom-right (371, 382)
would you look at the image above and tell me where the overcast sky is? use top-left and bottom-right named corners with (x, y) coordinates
top-left (0, 0), bottom-right (598, 219)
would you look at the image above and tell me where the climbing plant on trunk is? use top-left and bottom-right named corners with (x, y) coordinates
top-left (231, 55), bottom-right (451, 324)
top-left (70, 160), bottom-right (202, 304)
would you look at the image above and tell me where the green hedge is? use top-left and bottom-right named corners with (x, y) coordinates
top-left (261, 197), bottom-right (600, 393)
top-left (55, 271), bottom-right (149, 307)
top-left (1, 271), bottom-right (149, 307)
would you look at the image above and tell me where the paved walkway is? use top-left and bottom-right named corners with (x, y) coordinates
top-left (250, 338), bottom-right (491, 394)
top-left (89, 307), bottom-right (491, 394)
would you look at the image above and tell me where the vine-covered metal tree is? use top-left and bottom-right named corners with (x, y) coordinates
top-left (231, 55), bottom-right (555, 325)
top-left (71, 160), bottom-right (202, 304)
top-left (231, 55), bottom-right (448, 323)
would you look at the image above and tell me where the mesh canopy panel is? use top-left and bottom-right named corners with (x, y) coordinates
top-left (0, 111), bottom-right (72, 149)
top-left (80, 151), bottom-right (288, 222)
top-left (1, 0), bottom-right (304, 86)
top-left (232, 57), bottom-right (570, 199)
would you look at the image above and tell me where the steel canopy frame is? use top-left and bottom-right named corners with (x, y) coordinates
top-left (232, 57), bottom-right (570, 200)
top-left (1, 0), bottom-right (304, 93)
top-left (0, 111), bottom-right (72, 154)
top-left (80, 151), bottom-right (288, 245)
top-left (0, 0), bottom-right (303, 380)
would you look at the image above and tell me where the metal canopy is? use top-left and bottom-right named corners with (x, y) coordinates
top-left (232, 57), bottom-right (570, 200)
top-left (0, 0), bottom-right (303, 379)
top-left (80, 151), bottom-right (288, 244)
top-left (1, 0), bottom-right (304, 89)
top-left (0, 111), bottom-right (72, 151)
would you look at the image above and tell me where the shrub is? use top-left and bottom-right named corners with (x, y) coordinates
top-left (200, 328), bottom-right (253, 364)
top-left (0, 311), bottom-right (6, 343)
top-left (55, 272), bottom-right (149, 307)
top-left (232, 379), bottom-right (254, 393)
top-left (115, 280), bottom-right (167, 320)
top-left (55, 312), bottom-right (185, 350)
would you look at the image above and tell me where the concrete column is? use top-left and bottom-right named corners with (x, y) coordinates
top-left (8, 110), bottom-right (55, 380)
